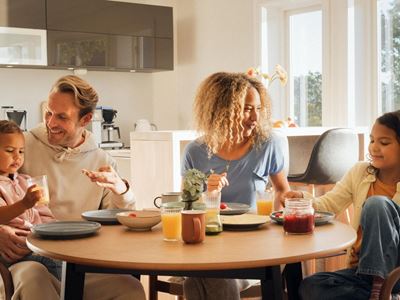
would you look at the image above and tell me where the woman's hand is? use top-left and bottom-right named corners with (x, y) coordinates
top-left (0, 225), bottom-right (30, 263)
top-left (82, 166), bottom-right (127, 195)
top-left (280, 191), bottom-right (304, 207)
top-left (207, 172), bottom-right (229, 192)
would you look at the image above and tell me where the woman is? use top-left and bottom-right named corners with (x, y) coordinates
top-left (181, 72), bottom-right (290, 299)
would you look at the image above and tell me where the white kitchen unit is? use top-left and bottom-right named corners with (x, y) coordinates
top-left (130, 131), bottom-right (199, 209)
top-left (130, 127), bottom-right (369, 209)
top-left (105, 149), bottom-right (131, 182)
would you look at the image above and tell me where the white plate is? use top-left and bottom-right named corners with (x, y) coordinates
top-left (220, 203), bottom-right (250, 215)
top-left (81, 209), bottom-right (131, 224)
top-left (31, 221), bottom-right (101, 239)
top-left (221, 214), bottom-right (269, 231)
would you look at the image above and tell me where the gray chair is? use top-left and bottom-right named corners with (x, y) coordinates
top-left (288, 128), bottom-right (359, 195)
top-left (287, 128), bottom-right (359, 274)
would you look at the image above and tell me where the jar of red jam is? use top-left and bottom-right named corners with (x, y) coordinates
top-left (283, 198), bottom-right (315, 234)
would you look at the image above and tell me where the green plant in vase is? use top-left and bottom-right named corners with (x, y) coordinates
top-left (181, 169), bottom-right (207, 210)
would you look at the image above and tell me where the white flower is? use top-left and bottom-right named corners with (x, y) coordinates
top-left (246, 64), bottom-right (288, 88)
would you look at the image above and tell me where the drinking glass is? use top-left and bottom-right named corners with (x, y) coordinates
top-left (27, 175), bottom-right (50, 205)
top-left (204, 190), bottom-right (222, 234)
top-left (256, 188), bottom-right (274, 216)
top-left (161, 205), bottom-right (182, 241)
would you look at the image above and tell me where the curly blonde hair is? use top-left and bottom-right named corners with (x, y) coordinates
top-left (194, 72), bottom-right (272, 155)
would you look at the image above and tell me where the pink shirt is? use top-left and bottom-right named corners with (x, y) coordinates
top-left (0, 173), bottom-right (55, 229)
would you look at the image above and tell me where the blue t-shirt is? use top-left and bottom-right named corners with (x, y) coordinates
top-left (181, 133), bottom-right (285, 208)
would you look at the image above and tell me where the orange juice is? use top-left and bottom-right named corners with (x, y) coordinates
top-left (206, 208), bottom-right (219, 221)
top-left (161, 213), bottom-right (181, 241)
top-left (257, 199), bottom-right (273, 216)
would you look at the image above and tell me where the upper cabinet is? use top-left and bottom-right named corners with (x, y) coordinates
top-left (47, 0), bottom-right (172, 38)
top-left (0, 0), bottom-right (173, 72)
top-left (0, 0), bottom-right (46, 29)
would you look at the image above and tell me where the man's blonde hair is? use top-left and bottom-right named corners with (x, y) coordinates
top-left (193, 72), bottom-right (272, 155)
top-left (50, 75), bottom-right (98, 118)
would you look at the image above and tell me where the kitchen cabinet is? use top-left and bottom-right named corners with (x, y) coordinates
top-left (106, 149), bottom-right (131, 183)
top-left (47, 0), bottom-right (172, 38)
top-left (0, 0), bottom-right (46, 29)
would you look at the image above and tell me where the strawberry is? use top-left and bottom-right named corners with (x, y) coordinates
top-left (220, 202), bottom-right (227, 210)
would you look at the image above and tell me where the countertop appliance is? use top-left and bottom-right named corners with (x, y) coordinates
top-left (1, 106), bottom-right (27, 130)
top-left (99, 106), bottom-right (123, 149)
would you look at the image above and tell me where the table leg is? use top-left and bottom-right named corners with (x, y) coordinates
top-left (283, 262), bottom-right (303, 300)
top-left (261, 266), bottom-right (283, 300)
top-left (60, 262), bottom-right (85, 300)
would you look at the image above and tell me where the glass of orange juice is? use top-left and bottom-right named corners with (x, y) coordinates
top-left (256, 188), bottom-right (274, 216)
top-left (161, 206), bottom-right (183, 241)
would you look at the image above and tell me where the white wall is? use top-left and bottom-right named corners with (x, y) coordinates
top-left (0, 68), bottom-right (155, 145)
top-left (170, 0), bottom-right (257, 129)
top-left (0, 0), bottom-right (258, 144)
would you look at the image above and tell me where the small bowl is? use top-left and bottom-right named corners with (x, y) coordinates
top-left (116, 210), bottom-right (161, 231)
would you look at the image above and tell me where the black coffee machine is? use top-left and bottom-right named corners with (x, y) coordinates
top-left (100, 107), bottom-right (123, 149)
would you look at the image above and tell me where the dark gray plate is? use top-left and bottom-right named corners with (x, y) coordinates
top-left (81, 209), bottom-right (131, 224)
top-left (31, 221), bottom-right (101, 239)
top-left (220, 203), bottom-right (250, 215)
top-left (270, 210), bottom-right (335, 226)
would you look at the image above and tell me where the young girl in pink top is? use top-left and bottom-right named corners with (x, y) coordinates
top-left (0, 120), bottom-right (61, 279)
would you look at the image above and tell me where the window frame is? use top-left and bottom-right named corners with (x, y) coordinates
top-left (256, 0), bottom-right (379, 127)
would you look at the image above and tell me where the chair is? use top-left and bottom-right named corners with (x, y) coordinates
top-left (380, 266), bottom-right (400, 300)
top-left (0, 261), bottom-right (13, 300)
top-left (288, 128), bottom-right (359, 196)
top-left (288, 128), bottom-right (359, 274)
top-left (148, 276), bottom-right (262, 300)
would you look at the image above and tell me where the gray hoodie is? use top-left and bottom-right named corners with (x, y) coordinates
top-left (21, 124), bottom-right (135, 220)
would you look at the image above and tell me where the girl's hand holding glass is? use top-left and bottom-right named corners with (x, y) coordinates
top-left (22, 184), bottom-right (43, 208)
top-left (207, 172), bottom-right (229, 192)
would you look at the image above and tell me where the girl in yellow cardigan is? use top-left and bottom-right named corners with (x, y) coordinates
top-left (283, 110), bottom-right (400, 300)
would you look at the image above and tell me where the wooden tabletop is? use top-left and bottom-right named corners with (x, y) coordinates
top-left (27, 220), bottom-right (356, 272)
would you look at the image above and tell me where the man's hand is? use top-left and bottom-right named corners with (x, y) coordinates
top-left (207, 172), bottom-right (229, 192)
top-left (82, 166), bottom-right (127, 195)
top-left (0, 225), bottom-right (31, 263)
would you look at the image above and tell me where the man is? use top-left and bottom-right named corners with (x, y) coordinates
top-left (0, 75), bottom-right (145, 299)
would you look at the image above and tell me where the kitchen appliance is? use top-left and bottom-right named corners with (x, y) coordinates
top-left (134, 119), bottom-right (157, 132)
top-left (1, 106), bottom-right (27, 130)
top-left (99, 107), bottom-right (123, 149)
top-left (87, 107), bottom-right (102, 146)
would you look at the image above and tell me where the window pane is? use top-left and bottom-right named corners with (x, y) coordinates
top-left (378, 0), bottom-right (400, 113)
top-left (290, 11), bottom-right (322, 126)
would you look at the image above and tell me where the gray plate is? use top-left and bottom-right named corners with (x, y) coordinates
top-left (81, 209), bottom-right (131, 224)
top-left (31, 221), bottom-right (101, 239)
top-left (220, 203), bottom-right (250, 215)
top-left (270, 210), bottom-right (335, 226)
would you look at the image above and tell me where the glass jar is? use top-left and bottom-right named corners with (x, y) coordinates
top-left (283, 198), bottom-right (315, 234)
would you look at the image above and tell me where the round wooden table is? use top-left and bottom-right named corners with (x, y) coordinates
top-left (27, 220), bottom-right (356, 300)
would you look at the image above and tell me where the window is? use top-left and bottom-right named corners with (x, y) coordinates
top-left (288, 10), bottom-right (322, 126)
top-left (378, 0), bottom-right (400, 113)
